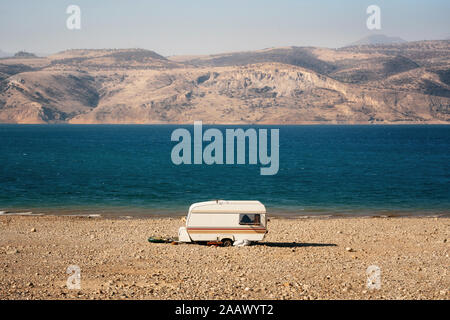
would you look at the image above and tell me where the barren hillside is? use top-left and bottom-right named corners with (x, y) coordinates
top-left (0, 43), bottom-right (449, 124)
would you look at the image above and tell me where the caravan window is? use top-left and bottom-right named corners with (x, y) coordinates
top-left (239, 214), bottom-right (261, 225)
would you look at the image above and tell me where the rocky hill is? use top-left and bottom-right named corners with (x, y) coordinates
top-left (0, 43), bottom-right (449, 124)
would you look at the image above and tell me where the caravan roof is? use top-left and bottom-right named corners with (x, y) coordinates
top-left (189, 200), bottom-right (266, 214)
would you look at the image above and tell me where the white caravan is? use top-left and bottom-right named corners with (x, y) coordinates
top-left (178, 200), bottom-right (268, 246)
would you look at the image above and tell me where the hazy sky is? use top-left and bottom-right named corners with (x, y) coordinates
top-left (1, 0), bottom-right (449, 56)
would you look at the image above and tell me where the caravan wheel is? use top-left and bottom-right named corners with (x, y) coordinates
top-left (221, 239), bottom-right (233, 247)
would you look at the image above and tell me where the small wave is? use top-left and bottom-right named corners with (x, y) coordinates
top-left (0, 211), bottom-right (42, 216)
top-left (60, 214), bottom-right (102, 218)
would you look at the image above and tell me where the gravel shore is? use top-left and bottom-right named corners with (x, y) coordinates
top-left (0, 215), bottom-right (448, 300)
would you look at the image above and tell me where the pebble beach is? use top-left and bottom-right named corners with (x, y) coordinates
top-left (0, 215), bottom-right (448, 300)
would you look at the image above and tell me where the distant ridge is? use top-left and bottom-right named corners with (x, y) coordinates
top-left (347, 34), bottom-right (407, 47)
top-left (54, 48), bottom-right (167, 61)
top-left (13, 51), bottom-right (37, 58)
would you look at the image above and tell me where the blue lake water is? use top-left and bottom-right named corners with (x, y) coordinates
top-left (0, 124), bottom-right (449, 217)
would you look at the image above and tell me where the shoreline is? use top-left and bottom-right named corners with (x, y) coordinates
top-left (0, 206), bottom-right (450, 219)
top-left (1, 208), bottom-right (449, 219)
top-left (1, 214), bottom-right (448, 299)
top-left (0, 211), bottom-right (450, 220)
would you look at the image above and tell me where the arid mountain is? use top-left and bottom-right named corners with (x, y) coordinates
top-left (0, 43), bottom-right (449, 124)
top-left (347, 34), bottom-right (407, 47)
top-left (13, 51), bottom-right (37, 58)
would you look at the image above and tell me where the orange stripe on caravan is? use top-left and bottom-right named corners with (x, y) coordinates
top-left (187, 227), bottom-right (266, 234)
